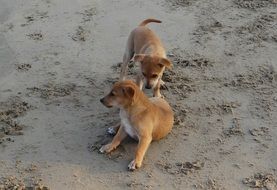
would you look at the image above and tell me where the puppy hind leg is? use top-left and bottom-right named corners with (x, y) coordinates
top-left (120, 52), bottom-right (133, 81)
top-left (120, 34), bottom-right (134, 81)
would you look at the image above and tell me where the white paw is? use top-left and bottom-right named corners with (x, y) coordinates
top-left (107, 127), bottom-right (116, 135)
top-left (99, 146), bottom-right (105, 153)
top-left (99, 143), bottom-right (113, 153)
top-left (154, 93), bottom-right (164, 98)
top-left (128, 160), bottom-right (137, 171)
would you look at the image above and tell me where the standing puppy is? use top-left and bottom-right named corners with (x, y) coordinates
top-left (120, 18), bottom-right (172, 98)
top-left (100, 80), bottom-right (174, 170)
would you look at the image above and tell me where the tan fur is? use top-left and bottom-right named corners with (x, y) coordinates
top-left (120, 18), bottom-right (172, 97)
top-left (100, 80), bottom-right (174, 170)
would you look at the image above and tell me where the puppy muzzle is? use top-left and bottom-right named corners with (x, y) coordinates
top-left (145, 85), bottom-right (151, 89)
top-left (100, 98), bottom-right (104, 104)
top-left (100, 98), bottom-right (113, 108)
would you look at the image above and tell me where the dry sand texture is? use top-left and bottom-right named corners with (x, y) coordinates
top-left (0, 0), bottom-right (277, 189)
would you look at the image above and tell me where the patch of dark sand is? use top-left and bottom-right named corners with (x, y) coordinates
top-left (156, 160), bottom-right (204, 175)
top-left (193, 18), bottom-right (223, 39)
top-left (163, 69), bottom-right (195, 100)
top-left (234, 0), bottom-right (277, 10)
top-left (21, 11), bottom-right (49, 27)
top-left (27, 32), bottom-right (43, 41)
top-left (0, 176), bottom-right (49, 190)
top-left (249, 127), bottom-right (269, 137)
top-left (71, 26), bottom-right (89, 42)
top-left (165, 0), bottom-right (195, 9)
top-left (27, 83), bottom-right (76, 99)
top-left (126, 180), bottom-right (152, 189)
top-left (193, 102), bottom-right (241, 117)
top-left (0, 97), bottom-right (31, 142)
top-left (16, 63), bottom-right (31, 71)
top-left (235, 12), bottom-right (277, 43)
top-left (197, 178), bottom-right (226, 190)
top-left (168, 52), bottom-right (214, 70)
top-left (225, 65), bottom-right (276, 89)
top-left (77, 7), bottom-right (97, 23)
top-left (242, 172), bottom-right (277, 189)
top-left (248, 96), bottom-right (276, 120)
top-left (223, 118), bottom-right (244, 137)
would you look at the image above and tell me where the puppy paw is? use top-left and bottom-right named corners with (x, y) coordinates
top-left (128, 160), bottom-right (137, 171)
top-left (99, 143), bottom-right (114, 153)
top-left (160, 95), bottom-right (165, 99)
top-left (128, 159), bottom-right (141, 171)
top-left (107, 127), bottom-right (116, 136)
top-left (153, 93), bottom-right (164, 99)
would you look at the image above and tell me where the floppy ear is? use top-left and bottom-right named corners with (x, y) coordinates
top-left (131, 54), bottom-right (146, 62)
top-left (122, 86), bottom-right (135, 99)
top-left (159, 58), bottom-right (173, 69)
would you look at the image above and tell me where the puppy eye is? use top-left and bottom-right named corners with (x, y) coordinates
top-left (110, 91), bottom-right (115, 96)
top-left (152, 74), bottom-right (158, 78)
top-left (142, 72), bottom-right (146, 77)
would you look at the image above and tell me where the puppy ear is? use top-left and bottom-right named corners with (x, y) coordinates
top-left (131, 54), bottom-right (146, 62)
top-left (122, 86), bottom-right (135, 99)
top-left (159, 58), bottom-right (173, 69)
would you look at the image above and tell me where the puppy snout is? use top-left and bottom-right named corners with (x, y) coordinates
top-left (145, 84), bottom-right (151, 89)
top-left (100, 98), bottom-right (104, 104)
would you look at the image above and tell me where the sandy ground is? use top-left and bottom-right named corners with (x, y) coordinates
top-left (0, 0), bottom-right (277, 189)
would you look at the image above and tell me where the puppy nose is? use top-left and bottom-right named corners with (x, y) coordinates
top-left (145, 85), bottom-right (151, 89)
top-left (100, 98), bottom-right (104, 103)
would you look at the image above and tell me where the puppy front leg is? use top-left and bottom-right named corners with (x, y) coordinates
top-left (100, 125), bottom-right (127, 153)
top-left (136, 75), bottom-right (144, 90)
top-left (153, 79), bottom-right (162, 98)
top-left (128, 136), bottom-right (152, 170)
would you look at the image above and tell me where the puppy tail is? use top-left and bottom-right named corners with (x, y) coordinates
top-left (139, 18), bottom-right (162, 26)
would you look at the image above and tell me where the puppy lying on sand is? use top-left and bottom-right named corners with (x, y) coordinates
top-left (100, 80), bottom-right (174, 170)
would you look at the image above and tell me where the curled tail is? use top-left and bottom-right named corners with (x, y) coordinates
top-left (139, 18), bottom-right (162, 26)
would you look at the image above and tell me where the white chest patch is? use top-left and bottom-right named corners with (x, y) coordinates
top-left (120, 110), bottom-right (138, 140)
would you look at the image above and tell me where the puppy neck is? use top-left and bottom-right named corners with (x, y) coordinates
top-left (122, 90), bottom-right (151, 115)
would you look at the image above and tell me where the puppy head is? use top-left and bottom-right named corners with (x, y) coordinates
top-left (100, 80), bottom-right (137, 108)
top-left (133, 54), bottom-right (172, 89)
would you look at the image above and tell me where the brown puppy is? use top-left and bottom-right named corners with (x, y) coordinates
top-left (120, 18), bottom-right (172, 98)
top-left (100, 80), bottom-right (174, 170)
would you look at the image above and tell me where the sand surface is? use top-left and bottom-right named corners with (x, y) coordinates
top-left (0, 0), bottom-right (277, 189)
